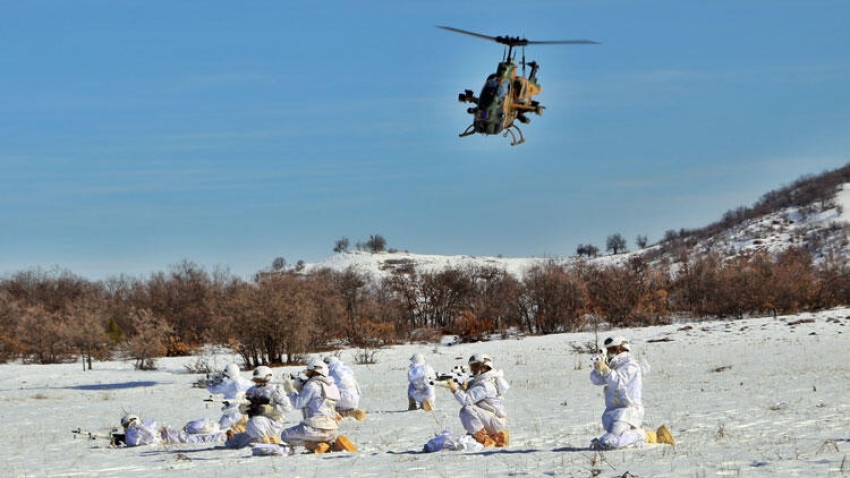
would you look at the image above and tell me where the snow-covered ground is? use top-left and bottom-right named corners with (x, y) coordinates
top-left (2, 308), bottom-right (849, 477)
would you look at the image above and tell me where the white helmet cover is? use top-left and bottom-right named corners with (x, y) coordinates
top-left (223, 363), bottom-right (241, 381)
top-left (323, 356), bottom-right (340, 367)
top-left (253, 365), bottom-right (273, 382)
top-left (306, 358), bottom-right (328, 376)
top-left (410, 353), bottom-right (425, 365)
top-left (121, 414), bottom-right (139, 427)
top-left (604, 335), bottom-right (630, 351)
top-left (468, 353), bottom-right (492, 367)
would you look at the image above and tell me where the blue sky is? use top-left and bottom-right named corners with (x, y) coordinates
top-left (2, 1), bottom-right (849, 280)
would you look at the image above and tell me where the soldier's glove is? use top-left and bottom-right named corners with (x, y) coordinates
top-left (282, 377), bottom-right (298, 394)
top-left (446, 380), bottom-right (459, 393)
top-left (238, 403), bottom-right (251, 415)
top-left (593, 357), bottom-right (611, 375)
top-left (258, 404), bottom-right (275, 417)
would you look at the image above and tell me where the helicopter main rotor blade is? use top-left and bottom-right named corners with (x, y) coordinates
top-left (437, 26), bottom-right (500, 43)
top-left (527, 39), bottom-right (600, 45)
top-left (438, 25), bottom-right (600, 46)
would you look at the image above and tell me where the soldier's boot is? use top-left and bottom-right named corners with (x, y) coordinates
top-left (260, 435), bottom-right (281, 445)
top-left (408, 398), bottom-right (418, 411)
top-left (348, 409), bottom-right (367, 421)
top-left (422, 400), bottom-right (434, 412)
top-left (305, 441), bottom-right (331, 454)
top-left (645, 429), bottom-right (657, 444)
top-left (230, 415), bottom-right (248, 434)
top-left (472, 429), bottom-right (496, 448)
top-left (656, 425), bottom-right (675, 445)
top-left (492, 429), bottom-right (510, 448)
top-left (331, 434), bottom-right (357, 452)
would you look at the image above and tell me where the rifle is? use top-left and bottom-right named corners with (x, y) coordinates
top-left (204, 394), bottom-right (272, 417)
top-left (71, 427), bottom-right (125, 446)
top-left (203, 395), bottom-right (249, 408)
top-left (591, 314), bottom-right (606, 363)
top-left (428, 365), bottom-right (470, 388)
top-left (193, 372), bottom-right (225, 389)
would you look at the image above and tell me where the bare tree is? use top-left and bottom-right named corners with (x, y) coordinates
top-left (576, 244), bottom-right (599, 257)
top-left (0, 291), bottom-right (21, 363)
top-left (333, 237), bottom-right (350, 253)
top-left (606, 233), bottom-right (628, 255)
top-left (67, 300), bottom-right (111, 370)
top-left (367, 235), bottom-right (387, 253)
top-left (520, 262), bottom-right (588, 334)
top-left (128, 309), bottom-right (172, 370)
top-left (144, 260), bottom-right (213, 354)
top-left (16, 305), bottom-right (73, 364)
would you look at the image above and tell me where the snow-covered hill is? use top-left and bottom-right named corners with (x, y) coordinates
top-left (688, 183), bottom-right (850, 261)
top-left (302, 183), bottom-right (850, 282)
top-left (302, 250), bottom-right (558, 282)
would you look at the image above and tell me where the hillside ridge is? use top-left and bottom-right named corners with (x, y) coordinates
top-left (306, 168), bottom-right (850, 281)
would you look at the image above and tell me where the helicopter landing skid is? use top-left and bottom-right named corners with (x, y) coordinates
top-left (504, 124), bottom-right (525, 146)
top-left (459, 124), bottom-right (477, 138)
top-left (458, 124), bottom-right (525, 146)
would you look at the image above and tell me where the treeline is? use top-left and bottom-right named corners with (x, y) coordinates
top-left (2, 248), bottom-right (849, 369)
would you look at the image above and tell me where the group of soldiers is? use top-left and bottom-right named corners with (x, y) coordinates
top-left (407, 335), bottom-right (674, 451)
top-left (120, 356), bottom-right (362, 454)
top-left (118, 333), bottom-right (674, 454)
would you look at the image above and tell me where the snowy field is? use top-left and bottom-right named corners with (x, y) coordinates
top-left (2, 308), bottom-right (849, 478)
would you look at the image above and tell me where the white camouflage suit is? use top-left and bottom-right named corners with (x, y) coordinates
top-left (407, 360), bottom-right (436, 406)
top-left (281, 375), bottom-right (341, 446)
top-left (242, 382), bottom-right (292, 442)
top-left (206, 364), bottom-right (253, 429)
top-left (589, 351), bottom-right (647, 449)
top-left (327, 358), bottom-right (360, 410)
top-left (452, 369), bottom-right (509, 435)
top-left (125, 418), bottom-right (228, 446)
top-left (124, 420), bottom-right (162, 446)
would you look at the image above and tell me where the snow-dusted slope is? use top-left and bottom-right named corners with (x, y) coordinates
top-left (302, 250), bottom-right (555, 282)
top-left (302, 183), bottom-right (850, 282)
top-left (689, 183), bottom-right (850, 260)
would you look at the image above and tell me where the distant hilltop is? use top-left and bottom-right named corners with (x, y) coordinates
top-left (301, 173), bottom-right (850, 283)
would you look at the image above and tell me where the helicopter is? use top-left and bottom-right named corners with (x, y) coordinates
top-left (439, 26), bottom-right (598, 146)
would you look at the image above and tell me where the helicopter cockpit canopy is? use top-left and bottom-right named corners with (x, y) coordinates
top-left (473, 75), bottom-right (510, 134)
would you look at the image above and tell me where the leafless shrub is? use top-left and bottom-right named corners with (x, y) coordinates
top-left (816, 439), bottom-right (839, 454)
top-left (570, 341), bottom-right (599, 354)
top-left (183, 355), bottom-right (217, 374)
top-left (408, 327), bottom-right (443, 344)
top-left (354, 348), bottom-right (379, 365)
top-left (128, 309), bottom-right (172, 371)
top-left (715, 423), bottom-right (726, 440)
